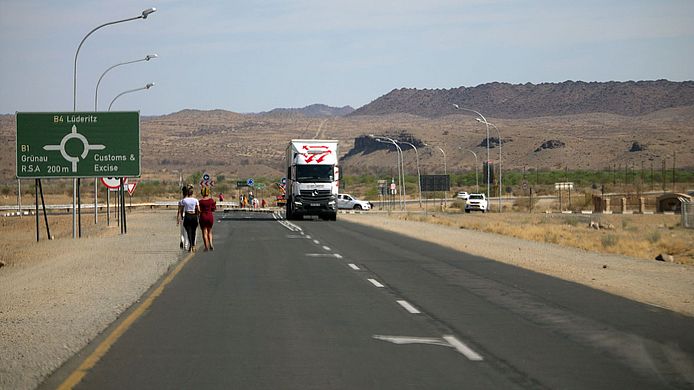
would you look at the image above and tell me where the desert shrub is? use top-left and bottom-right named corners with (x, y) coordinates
top-left (544, 231), bottom-right (559, 244)
top-left (602, 234), bottom-right (618, 247)
top-left (564, 216), bottom-right (582, 226)
top-left (450, 200), bottom-right (465, 209)
top-left (513, 196), bottom-right (538, 212)
top-left (647, 230), bottom-right (661, 244)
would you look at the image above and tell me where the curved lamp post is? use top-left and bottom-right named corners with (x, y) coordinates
top-left (398, 141), bottom-right (422, 207)
top-left (459, 147), bottom-right (479, 192)
top-left (453, 104), bottom-right (491, 204)
top-left (477, 118), bottom-right (502, 212)
top-left (95, 54), bottom-right (157, 111)
top-left (370, 134), bottom-right (405, 210)
top-left (74, 8), bottom-right (156, 111)
top-left (424, 142), bottom-right (449, 207)
top-left (108, 83), bottom-right (155, 111)
top-left (71, 7), bottom-right (156, 239)
top-left (93, 54), bottom-right (156, 225)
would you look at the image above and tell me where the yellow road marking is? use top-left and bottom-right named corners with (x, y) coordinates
top-left (57, 252), bottom-right (195, 390)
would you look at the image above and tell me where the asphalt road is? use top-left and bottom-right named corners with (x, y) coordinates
top-left (45, 211), bottom-right (694, 389)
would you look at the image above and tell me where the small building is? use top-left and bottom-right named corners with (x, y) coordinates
top-left (656, 193), bottom-right (692, 213)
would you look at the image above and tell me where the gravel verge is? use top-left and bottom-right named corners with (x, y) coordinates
top-left (0, 210), bottom-right (185, 390)
top-left (340, 213), bottom-right (694, 317)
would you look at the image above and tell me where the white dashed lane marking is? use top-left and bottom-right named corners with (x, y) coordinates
top-left (443, 335), bottom-right (484, 361)
top-left (348, 264), bottom-right (360, 270)
top-left (396, 300), bottom-right (421, 314)
top-left (368, 279), bottom-right (385, 288)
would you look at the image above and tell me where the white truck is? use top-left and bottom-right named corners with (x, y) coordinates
top-left (465, 193), bottom-right (488, 213)
top-left (285, 139), bottom-right (339, 221)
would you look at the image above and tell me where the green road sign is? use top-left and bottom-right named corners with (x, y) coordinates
top-left (16, 112), bottom-right (140, 178)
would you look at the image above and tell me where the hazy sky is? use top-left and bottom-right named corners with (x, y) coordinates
top-left (1, 0), bottom-right (693, 115)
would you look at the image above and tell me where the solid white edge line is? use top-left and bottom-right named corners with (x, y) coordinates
top-left (443, 335), bottom-right (484, 361)
top-left (396, 300), bottom-right (420, 314)
top-left (368, 278), bottom-right (385, 288)
top-left (348, 263), bottom-right (360, 270)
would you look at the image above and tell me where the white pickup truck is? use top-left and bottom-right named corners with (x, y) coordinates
top-left (465, 193), bottom-right (488, 213)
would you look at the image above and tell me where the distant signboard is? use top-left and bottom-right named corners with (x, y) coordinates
top-left (554, 182), bottom-right (574, 190)
top-left (16, 112), bottom-right (140, 178)
top-left (420, 175), bottom-right (450, 192)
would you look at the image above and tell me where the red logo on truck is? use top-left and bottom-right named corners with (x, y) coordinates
top-left (301, 145), bottom-right (332, 163)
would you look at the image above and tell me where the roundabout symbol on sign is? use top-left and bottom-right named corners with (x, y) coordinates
top-left (42, 125), bottom-right (105, 172)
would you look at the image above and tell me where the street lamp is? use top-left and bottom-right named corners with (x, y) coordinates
top-left (74, 8), bottom-right (156, 111)
top-left (459, 147), bottom-right (479, 192)
top-left (93, 54), bottom-right (157, 225)
top-left (477, 118), bottom-right (502, 212)
top-left (453, 104), bottom-right (491, 204)
top-left (71, 7), bottom-right (156, 239)
top-left (370, 134), bottom-right (405, 210)
top-left (108, 83), bottom-right (155, 111)
top-left (398, 141), bottom-right (422, 207)
top-left (424, 142), bottom-right (449, 207)
top-left (423, 143), bottom-right (447, 175)
top-left (95, 54), bottom-right (157, 111)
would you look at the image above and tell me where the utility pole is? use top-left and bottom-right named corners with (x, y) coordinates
top-left (672, 151), bottom-right (677, 192)
top-left (650, 160), bottom-right (654, 191)
top-left (661, 159), bottom-right (666, 191)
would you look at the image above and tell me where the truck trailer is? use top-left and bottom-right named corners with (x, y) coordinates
top-left (285, 139), bottom-right (339, 221)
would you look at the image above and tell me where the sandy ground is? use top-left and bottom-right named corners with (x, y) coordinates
top-left (0, 209), bottom-right (692, 390)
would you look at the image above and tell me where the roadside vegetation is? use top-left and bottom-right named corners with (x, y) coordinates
top-left (396, 212), bottom-right (693, 265)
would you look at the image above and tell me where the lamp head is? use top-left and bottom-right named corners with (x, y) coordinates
top-left (145, 54), bottom-right (158, 61)
top-left (145, 83), bottom-right (155, 89)
top-left (142, 8), bottom-right (156, 19)
top-left (452, 104), bottom-right (460, 109)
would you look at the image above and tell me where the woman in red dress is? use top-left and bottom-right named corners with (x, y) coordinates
top-left (198, 186), bottom-right (217, 251)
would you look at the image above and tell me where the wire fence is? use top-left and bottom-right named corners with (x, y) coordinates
top-left (683, 201), bottom-right (694, 228)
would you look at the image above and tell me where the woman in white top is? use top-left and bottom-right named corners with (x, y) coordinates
top-left (177, 185), bottom-right (200, 252)
top-left (177, 186), bottom-right (190, 250)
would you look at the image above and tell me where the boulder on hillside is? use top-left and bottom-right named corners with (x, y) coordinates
top-left (478, 137), bottom-right (504, 148)
top-left (629, 141), bottom-right (647, 152)
top-left (534, 140), bottom-right (565, 152)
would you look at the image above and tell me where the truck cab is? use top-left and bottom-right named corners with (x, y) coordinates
top-left (285, 140), bottom-right (339, 221)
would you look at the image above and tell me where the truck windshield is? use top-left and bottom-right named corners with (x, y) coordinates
top-left (296, 165), bottom-right (334, 183)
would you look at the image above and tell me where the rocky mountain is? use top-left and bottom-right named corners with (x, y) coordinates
top-left (350, 80), bottom-right (694, 119)
top-left (262, 104), bottom-right (354, 117)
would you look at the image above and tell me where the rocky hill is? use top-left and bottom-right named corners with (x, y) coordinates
top-left (262, 104), bottom-right (354, 117)
top-left (350, 80), bottom-right (694, 118)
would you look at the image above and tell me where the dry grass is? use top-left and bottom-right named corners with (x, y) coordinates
top-left (400, 212), bottom-right (694, 265)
